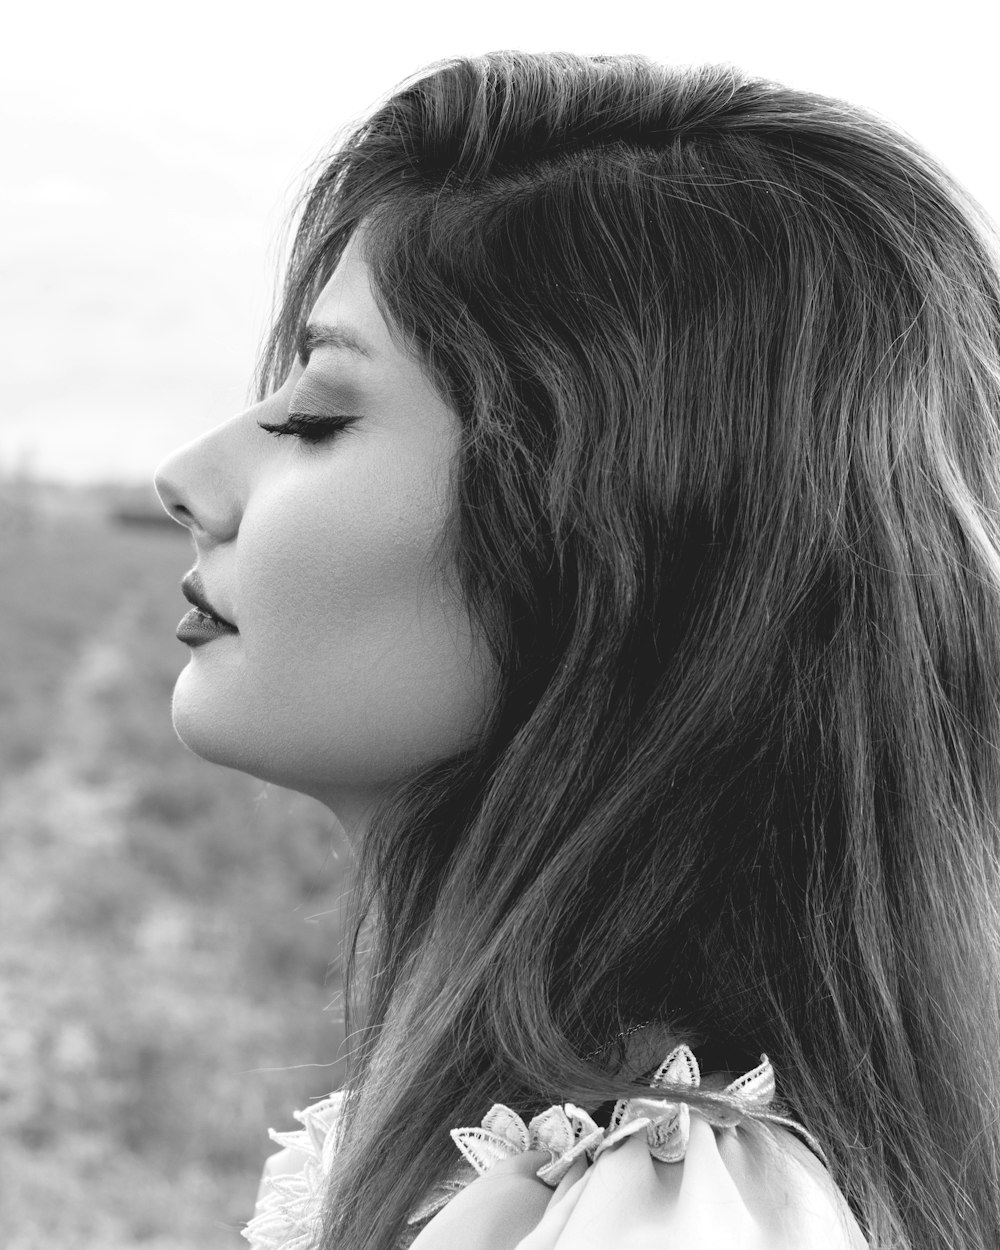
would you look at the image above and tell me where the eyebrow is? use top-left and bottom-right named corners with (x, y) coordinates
top-left (296, 321), bottom-right (375, 364)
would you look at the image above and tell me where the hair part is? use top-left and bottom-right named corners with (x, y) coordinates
top-left (257, 51), bottom-right (1000, 1250)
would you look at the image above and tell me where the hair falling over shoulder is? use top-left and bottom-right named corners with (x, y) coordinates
top-left (257, 52), bottom-right (1000, 1250)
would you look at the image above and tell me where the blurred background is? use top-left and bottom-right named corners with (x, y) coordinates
top-left (1, 0), bottom-right (997, 1245)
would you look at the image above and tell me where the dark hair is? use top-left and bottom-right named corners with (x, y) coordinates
top-left (256, 51), bottom-right (1000, 1250)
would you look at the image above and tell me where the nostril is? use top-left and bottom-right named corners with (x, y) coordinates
top-left (152, 463), bottom-right (239, 543)
top-left (158, 498), bottom-right (191, 527)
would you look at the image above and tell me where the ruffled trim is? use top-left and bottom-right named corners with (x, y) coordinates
top-left (245, 1047), bottom-right (828, 1247)
top-left (242, 1090), bottom-right (345, 1250)
top-left (449, 1045), bottom-right (828, 1188)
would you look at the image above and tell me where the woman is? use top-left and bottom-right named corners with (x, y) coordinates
top-left (153, 51), bottom-right (1000, 1250)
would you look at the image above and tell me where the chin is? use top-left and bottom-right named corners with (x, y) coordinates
top-left (169, 670), bottom-right (265, 777)
top-left (169, 681), bottom-right (370, 812)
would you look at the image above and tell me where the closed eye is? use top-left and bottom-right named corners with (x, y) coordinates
top-left (257, 414), bottom-right (359, 446)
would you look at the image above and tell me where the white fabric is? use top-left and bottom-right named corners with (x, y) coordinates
top-left (243, 1046), bottom-right (869, 1250)
top-left (408, 1116), bottom-right (868, 1250)
top-left (243, 1090), bottom-right (345, 1250)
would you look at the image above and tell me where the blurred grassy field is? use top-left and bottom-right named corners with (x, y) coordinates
top-left (0, 497), bottom-right (352, 1249)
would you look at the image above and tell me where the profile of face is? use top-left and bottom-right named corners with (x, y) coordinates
top-left (153, 231), bottom-right (497, 833)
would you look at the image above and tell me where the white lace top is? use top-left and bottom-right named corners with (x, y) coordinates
top-left (243, 1044), bottom-right (867, 1250)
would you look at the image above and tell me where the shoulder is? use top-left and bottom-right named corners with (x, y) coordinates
top-left (410, 1111), bottom-right (868, 1250)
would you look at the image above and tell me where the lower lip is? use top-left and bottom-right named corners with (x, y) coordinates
top-left (176, 607), bottom-right (239, 646)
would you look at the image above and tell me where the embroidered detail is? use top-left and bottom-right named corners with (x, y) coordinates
top-left (245, 1046), bottom-right (829, 1248)
top-left (451, 1101), bottom-right (606, 1185)
top-left (242, 1091), bottom-right (345, 1250)
top-left (450, 1045), bottom-right (828, 1185)
top-left (243, 1089), bottom-right (477, 1245)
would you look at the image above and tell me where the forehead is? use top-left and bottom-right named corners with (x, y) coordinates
top-left (307, 231), bottom-right (393, 360)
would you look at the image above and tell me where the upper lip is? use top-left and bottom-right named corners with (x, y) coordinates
top-left (181, 570), bottom-right (237, 629)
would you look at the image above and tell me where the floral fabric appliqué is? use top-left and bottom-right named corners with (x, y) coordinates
top-left (244, 1045), bottom-right (828, 1247)
top-left (242, 1090), bottom-right (345, 1250)
top-left (448, 1044), bottom-right (827, 1189)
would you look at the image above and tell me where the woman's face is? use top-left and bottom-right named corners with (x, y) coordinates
top-left (153, 230), bottom-right (496, 832)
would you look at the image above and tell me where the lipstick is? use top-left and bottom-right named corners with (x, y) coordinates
top-left (176, 607), bottom-right (239, 647)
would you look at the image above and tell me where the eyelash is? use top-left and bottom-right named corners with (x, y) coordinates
top-left (257, 413), bottom-right (358, 446)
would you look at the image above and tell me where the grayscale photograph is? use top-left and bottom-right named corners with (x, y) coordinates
top-left (2, 2), bottom-right (997, 1248)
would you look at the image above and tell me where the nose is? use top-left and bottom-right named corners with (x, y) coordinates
top-left (153, 436), bottom-right (241, 544)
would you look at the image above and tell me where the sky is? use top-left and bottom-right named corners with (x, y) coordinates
top-left (3, 0), bottom-right (998, 486)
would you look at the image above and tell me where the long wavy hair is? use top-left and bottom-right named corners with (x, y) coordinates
top-left (254, 52), bottom-right (1000, 1250)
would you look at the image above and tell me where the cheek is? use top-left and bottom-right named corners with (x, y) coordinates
top-left (227, 472), bottom-right (493, 784)
top-left (233, 453), bottom-right (489, 734)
